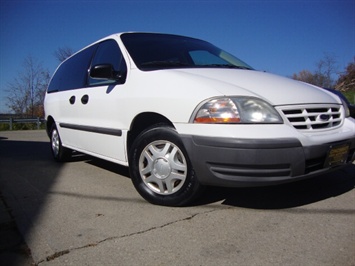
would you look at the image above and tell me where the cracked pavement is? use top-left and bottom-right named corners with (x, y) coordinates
top-left (40, 208), bottom-right (220, 265)
top-left (0, 130), bottom-right (354, 265)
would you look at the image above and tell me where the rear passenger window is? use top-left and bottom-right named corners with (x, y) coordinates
top-left (48, 45), bottom-right (97, 93)
top-left (89, 40), bottom-right (127, 86)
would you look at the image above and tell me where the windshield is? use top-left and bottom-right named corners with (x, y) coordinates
top-left (120, 33), bottom-right (253, 71)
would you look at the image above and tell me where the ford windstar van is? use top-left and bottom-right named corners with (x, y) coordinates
top-left (44, 32), bottom-right (355, 206)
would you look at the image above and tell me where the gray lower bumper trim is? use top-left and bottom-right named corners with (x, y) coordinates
top-left (180, 135), bottom-right (354, 187)
top-left (191, 136), bottom-right (302, 149)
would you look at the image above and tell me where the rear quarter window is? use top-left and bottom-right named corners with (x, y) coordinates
top-left (48, 45), bottom-right (97, 93)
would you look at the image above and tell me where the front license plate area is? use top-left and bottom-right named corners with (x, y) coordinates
top-left (324, 143), bottom-right (349, 167)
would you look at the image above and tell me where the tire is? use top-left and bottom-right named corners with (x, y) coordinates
top-left (50, 124), bottom-right (71, 162)
top-left (129, 126), bottom-right (202, 206)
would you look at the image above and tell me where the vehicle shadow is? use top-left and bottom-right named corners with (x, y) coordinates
top-left (54, 150), bottom-right (131, 178)
top-left (85, 158), bottom-right (130, 178)
top-left (194, 165), bottom-right (355, 209)
top-left (0, 138), bottom-right (132, 265)
top-left (1, 135), bottom-right (353, 265)
top-left (84, 154), bottom-right (355, 210)
top-left (0, 138), bottom-right (62, 265)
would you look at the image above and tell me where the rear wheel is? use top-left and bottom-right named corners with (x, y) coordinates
top-left (50, 124), bottom-right (71, 162)
top-left (129, 126), bottom-right (202, 206)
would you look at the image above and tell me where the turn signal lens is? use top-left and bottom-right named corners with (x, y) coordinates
top-left (194, 98), bottom-right (241, 123)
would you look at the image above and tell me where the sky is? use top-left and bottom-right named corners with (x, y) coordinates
top-left (0, 0), bottom-right (354, 113)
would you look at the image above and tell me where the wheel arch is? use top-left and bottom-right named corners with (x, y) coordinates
top-left (46, 116), bottom-right (55, 138)
top-left (127, 112), bottom-right (175, 154)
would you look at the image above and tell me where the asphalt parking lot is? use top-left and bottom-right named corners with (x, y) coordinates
top-left (0, 130), bottom-right (354, 266)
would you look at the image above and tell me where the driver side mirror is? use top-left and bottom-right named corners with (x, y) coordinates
top-left (90, 64), bottom-right (119, 80)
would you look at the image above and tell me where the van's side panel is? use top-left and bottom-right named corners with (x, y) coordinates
top-left (57, 84), bottom-right (128, 164)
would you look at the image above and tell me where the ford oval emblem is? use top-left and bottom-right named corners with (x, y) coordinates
top-left (318, 114), bottom-right (331, 121)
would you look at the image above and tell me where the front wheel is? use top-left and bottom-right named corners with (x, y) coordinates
top-left (129, 126), bottom-right (202, 206)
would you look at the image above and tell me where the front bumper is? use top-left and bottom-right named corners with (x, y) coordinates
top-left (181, 135), bottom-right (355, 187)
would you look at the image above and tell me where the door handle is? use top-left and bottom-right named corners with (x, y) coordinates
top-left (69, 96), bottom-right (76, 104)
top-left (81, 95), bottom-right (89, 104)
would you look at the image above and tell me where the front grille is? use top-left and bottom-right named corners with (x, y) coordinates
top-left (279, 104), bottom-right (343, 131)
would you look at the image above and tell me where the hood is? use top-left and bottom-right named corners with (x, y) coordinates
top-left (174, 69), bottom-right (339, 106)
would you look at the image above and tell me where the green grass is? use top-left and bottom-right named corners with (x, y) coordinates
top-left (342, 90), bottom-right (355, 104)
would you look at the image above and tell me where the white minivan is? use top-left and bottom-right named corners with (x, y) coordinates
top-left (44, 32), bottom-right (355, 206)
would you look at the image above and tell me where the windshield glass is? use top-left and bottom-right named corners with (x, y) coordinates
top-left (121, 33), bottom-right (253, 71)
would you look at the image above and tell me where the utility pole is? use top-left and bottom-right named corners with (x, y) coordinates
top-left (31, 68), bottom-right (34, 118)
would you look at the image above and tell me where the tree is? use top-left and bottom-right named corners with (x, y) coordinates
top-left (6, 56), bottom-right (50, 117)
top-left (54, 46), bottom-right (74, 62)
top-left (292, 70), bottom-right (316, 85)
top-left (336, 60), bottom-right (355, 91)
top-left (313, 54), bottom-right (337, 88)
top-left (292, 54), bottom-right (338, 88)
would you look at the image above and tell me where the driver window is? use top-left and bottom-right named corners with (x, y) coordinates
top-left (89, 40), bottom-right (127, 86)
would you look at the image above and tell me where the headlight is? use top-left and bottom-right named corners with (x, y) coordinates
top-left (191, 97), bottom-right (283, 124)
